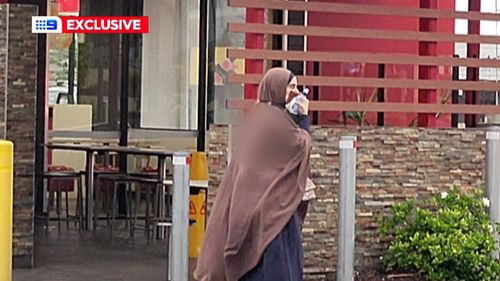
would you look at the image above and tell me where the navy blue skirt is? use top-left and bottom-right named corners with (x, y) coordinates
top-left (239, 214), bottom-right (303, 281)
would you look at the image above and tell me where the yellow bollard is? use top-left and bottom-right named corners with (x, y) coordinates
top-left (189, 151), bottom-right (208, 258)
top-left (189, 190), bottom-right (206, 258)
top-left (0, 141), bottom-right (13, 281)
top-left (190, 152), bottom-right (208, 181)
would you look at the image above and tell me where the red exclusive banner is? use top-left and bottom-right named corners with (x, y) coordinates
top-left (61, 16), bottom-right (149, 34)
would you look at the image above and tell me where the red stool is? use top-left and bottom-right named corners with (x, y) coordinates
top-left (44, 165), bottom-right (84, 231)
top-left (93, 165), bottom-right (120, 228)
top-left (139, 166), bottom-right (158, 239)
top-left (132, 166), bottom-right (173, 241)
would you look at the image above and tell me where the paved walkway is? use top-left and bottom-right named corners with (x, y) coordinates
top-left (14, 223), bottom-right (196, 281)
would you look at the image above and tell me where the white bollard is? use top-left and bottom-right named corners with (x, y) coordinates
top-left (486, 126), bottom-right (500, 258)
top-left (337, 136), bottom-right (357, 281)
top-left (170, 152), bottom-right (191, 281)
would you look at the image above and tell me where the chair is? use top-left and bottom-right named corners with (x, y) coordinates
top-left (44, 165), bottom-right (84, 232)
top-left (96, 173), bottom-right (154, 240)
top-left (97, 174), bottom-right (135, 239)
top-left (93, 165), bottom-right (120, 229)
top-left (131, 166), bottom-right (175, 242)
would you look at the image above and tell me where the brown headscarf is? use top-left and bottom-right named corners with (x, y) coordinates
top-left (257, 67), bottom-right (294, 106)
top-left (194, 68), bottom-right (311, 281)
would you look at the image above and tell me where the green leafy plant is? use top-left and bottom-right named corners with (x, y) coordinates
top-left (331, 88), bottom-right (378, 127)
top-left (408, 89), bottom-right (452, 127)
top-left (380, 188), bottom-right (500, 281)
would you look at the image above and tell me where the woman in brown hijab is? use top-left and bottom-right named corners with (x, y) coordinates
top-left (194, 68), bottom-right (311, 281)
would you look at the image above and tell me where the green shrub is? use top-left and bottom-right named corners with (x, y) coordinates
top-left (380, 188), bottom-right (500, 281)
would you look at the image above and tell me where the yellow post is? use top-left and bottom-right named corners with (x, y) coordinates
top-left (0, 141), bottom-right (13, 281)
top-left (189, 151), bottom-right (208, 258)
top-left (189, 190), bottom-right (206, 257)
top-left (190, 152), bottom-right (208, 181)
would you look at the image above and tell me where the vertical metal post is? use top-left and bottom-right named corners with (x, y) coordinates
top-left (207, 0), bottom-right (216, 130)
top-left (197, 0), bottom-right (208, 151)
top-left (157, 156), bottom-right (167, 240)
top-left (118, 2), bottom-right (131, 217)
top-left (282, 3), bottom-right (288, 69)
top-left (377, 64), bottom-right (385, 126)
top-left (86, 150), bottom-right (95, 230)
top-left (486, 126), bottom-right (500, 257)
top-left (35, 0), bottom-right (49, 218)
top-left (170, 152), bottom-right (191, 281)
top-left (337, 136), bottom-right (357, 281)
top-left (67, 34), bottom-right (76, 104)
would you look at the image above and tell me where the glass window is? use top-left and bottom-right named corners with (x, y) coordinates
top-left (77, 0), bottom-right (137, 131)
top-left (47, 0), bottom-right (125, 132)
top-left (138, 0), bottom-right (199, 130)
top-left (210, 0), bottom-right (245, 125)
top-left (48, 0), bottom-right (201, 133)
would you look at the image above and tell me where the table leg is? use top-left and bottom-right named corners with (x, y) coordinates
top-left (85, 151), bottom-right (95, 231)
top-left (103, 151), bottom-right (110, 166)
top-left (157, 156), bottom-right (167, 239)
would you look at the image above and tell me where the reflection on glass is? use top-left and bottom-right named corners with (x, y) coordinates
top-left (77, 0), bottom-right (126, 131)
top-left (139, 0), bottom-right (199, 130)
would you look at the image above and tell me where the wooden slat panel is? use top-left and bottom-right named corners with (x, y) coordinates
top-left (227, 99), bottom-right (500, 115)
top-left (229, 74), bottom-right (500, 92)
top-left (228, 23), bottom-right (500, 45)
top-left (229, 0), bottom-right (500, 22)
top-left (228, 49), bottom-right (500, 69)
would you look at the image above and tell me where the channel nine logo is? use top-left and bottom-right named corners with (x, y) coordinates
top-left (32, 17), bottom-right (62, 33)
top-left (32, 16), bottom-right (149, 34)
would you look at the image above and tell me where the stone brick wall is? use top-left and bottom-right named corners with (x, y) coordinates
top-left (0, 5), bottom-right (6, 135)
top-left (208, 125), bottom-right (486, 279)
top-left (207, 125), bottom-right (229, 212)
top-left (0, 4), bottom-right (38, 268)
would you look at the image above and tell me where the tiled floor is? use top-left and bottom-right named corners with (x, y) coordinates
top-left (13, 222), bottom-right (196, 281)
